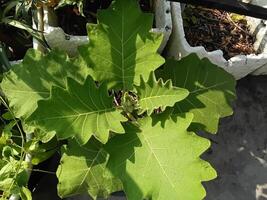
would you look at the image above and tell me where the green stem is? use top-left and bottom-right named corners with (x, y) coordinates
top-left (9, 5), bottom-right (45, 200)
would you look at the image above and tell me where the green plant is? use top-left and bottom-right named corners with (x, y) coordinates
top-left (0, 0), bottom-right (236, 199)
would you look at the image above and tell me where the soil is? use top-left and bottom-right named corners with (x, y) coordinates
top-left (182, 6), bottom-right (258, 60)
top-left (56, 0), bottom-right (153, 36)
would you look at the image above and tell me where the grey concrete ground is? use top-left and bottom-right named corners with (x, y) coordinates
top-left (204, 75), bottom-right (267, 200)
top-left (32, 75), bottom-right (267, 200)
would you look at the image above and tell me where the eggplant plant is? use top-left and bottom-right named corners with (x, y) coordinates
top-left (0, 0), bottom-right (236, 199)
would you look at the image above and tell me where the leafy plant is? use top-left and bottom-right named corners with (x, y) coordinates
top-left (0, 0), bottom-right (236, 199)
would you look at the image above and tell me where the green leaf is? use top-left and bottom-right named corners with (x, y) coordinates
top-left (22, 122), bottom-right (56, 143)
top-left (106, 114), bottom-right (217, 200)
top-left (1, 48), bottom-right (89, 119)
top-left (35, 129), bottom-right (56, 144)
top-left (24, 137), bottom-right (57, 165)
top-left (156, 54), bottom-right (236, 133)
top-left (135, 72), bottom-right (189, 115)
top-left (0, 178), bottom-right (13, 191)
top-left (30, 137), bottom-right (58, 165)
top-left (16, 170), bottom-right (29, 187)
top-left (2, 146), bottom-right (18, 158)
top-left (2, 111), bottom-right (13, 120)
top-left (31, 149), bottom-right (56, 165)
top-left (57, 139), bottom-right (122, 199)
top-left (78, 0), bottom-right (165, 90)
top-left (27, 76), bottom-right (127, 144)
top-left (20, 186), bottom-right (32, 200)
top-left (2, 120), bottom-right (16, 137)
top-left (0, 160), bottom-right (28, 192)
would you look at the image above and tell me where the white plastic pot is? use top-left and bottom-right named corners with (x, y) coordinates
top-left (43, 1), bottom-right (172, 57)
top-left (43, 6), bottom-right (88, 57)
top-left (44, 26), bottom-right (88, 57)
top-left (153, 0), bottom-right (172, 53)
top-left (249, 0), bottom-right (267, 75)
top-left (166, 2), bottom-right (267, 79)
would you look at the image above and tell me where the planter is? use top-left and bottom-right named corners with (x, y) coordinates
top-left (153, 0), bottom-right (172, 53)
top-left (249, 0), bottom-right (267, 75)
top-left (42, 1), bottom-right (172, 57)
top-left (44, 26), bottom-right (88, 57)
top-left (43, 6), bottom-right (88, 57)
top-left (166, 2), bottom-right (267, 79)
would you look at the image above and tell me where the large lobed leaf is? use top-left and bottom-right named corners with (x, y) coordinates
top-left (156, 54), bottom-right (236, 133)
top-left (106, 114), bottom-right (217, 200)
top-left (57, 139), bottom-right (122, 199)
top-left (135, 72), bottom-right (189, 115)
top-left (0, 49), bottom-right (89, 119)
top-left (27, 76), bottom-right (127, 144)
top-left (78, 0), bottom-right (165, 90)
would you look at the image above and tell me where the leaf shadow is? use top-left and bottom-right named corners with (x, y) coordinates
top-left (105, 122), bottom-right (145, 199)
top-left (4, 49), bottom-right (86, 110)
top-left (56, 138), bottom-right (110, 197)
top-left (78, 0), bottom-right (156, 90)
top-left (155, 54), bottom-right (236, 133)
top-left (105, 1), bottom-right (153, 90)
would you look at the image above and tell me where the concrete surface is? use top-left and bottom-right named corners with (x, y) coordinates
top-left (204, 75), bottom-right (267, 200)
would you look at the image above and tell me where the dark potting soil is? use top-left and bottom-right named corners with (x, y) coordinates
top-left (182, 6), bottom-right (258, 60)
top-left (56, 0), bottom-right (153, 36)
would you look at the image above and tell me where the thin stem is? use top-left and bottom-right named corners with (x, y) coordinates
top-left (226, 13), bottom-right (249, 34)
top-left (0, 97), bottom-right (26, 200)
top-left (113, 96), bottom-right (120, 107)
top-left (0, 97), bottom-right (25, 157)
top-left (9, 4), bottom-right (46, 200)
top-left (29, 169), bottom-right (56, 175)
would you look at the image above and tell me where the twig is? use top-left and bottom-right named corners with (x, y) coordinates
top-left (0, 96), bottom-right (26, 200)
top-left (226, 13), bottom-right (249, 35)
top-left (28, 169), bottom-right (56, 175)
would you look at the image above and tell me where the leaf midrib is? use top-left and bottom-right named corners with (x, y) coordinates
top-left (140, 131), bottom-right (175, 189)
top-left (3, 89), bottom-right (49, 94)
top-left (75, 148), bottom-right (104, 193)
top-left (190, 81), bottom-right (230, 94)
top-left (36, 108), bottom-right (114, 121)
top-left (140, 94), bottom-right (184, 102)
